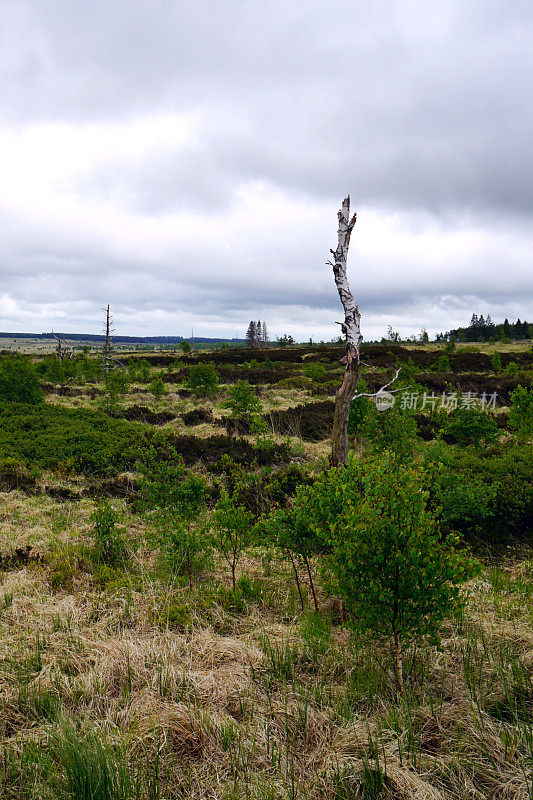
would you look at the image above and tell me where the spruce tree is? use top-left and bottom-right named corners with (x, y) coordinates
top-left (246, 321), bottom-right (257, 348)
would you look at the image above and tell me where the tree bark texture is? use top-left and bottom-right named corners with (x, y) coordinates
top-left (330, 196), bottom-right (361, 466)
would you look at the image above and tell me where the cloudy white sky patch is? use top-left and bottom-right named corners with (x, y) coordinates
top-left (0, 0), bottom-right (531, 340)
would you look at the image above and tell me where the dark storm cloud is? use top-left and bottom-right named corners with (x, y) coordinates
top-left (0, 0), bottom-right (531, 337)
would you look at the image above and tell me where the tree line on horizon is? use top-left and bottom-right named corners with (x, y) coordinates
top-left (438, 315), bottom-right (532, 343)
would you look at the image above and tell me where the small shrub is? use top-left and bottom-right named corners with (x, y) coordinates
top-left (508, 384), bottom-right (533, 442)
top-left (224, 379), bottom-right (262, 425)
top-left (0, 355), bottom-right (43, 404)
top-left (444, 406), bottom-right (499, 447)
top-left (277, 376), bottom-right (312, 390)
top-left (505, 361), bottom-right (519, 376)
top-left (360, 404), bottom-right (418, 462)
top-left (0, 457), bottom-right (36, 490)
top-left (435, 354), bottom-right (451, 372)
top-left (304, 362), bottom-right (327, 380)
top-left (101, 370), bottom-right (129, 412)
top-left (92, 502), bottom-right (128, 567)
top-left (148, 375), bottom-right (166, 399)
top-left (187, 362), bottom-right (219, 398)
top-left (491, 352), bottom-right (502, 372)
top-left (304, 453), bottom-right (480, 691)
top-left (137, 449), bottom-right (209, 586)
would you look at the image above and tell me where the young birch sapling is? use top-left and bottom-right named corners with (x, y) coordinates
top-left (211, 489), bottom-right (254, 591)
top-left (288, 452), bottom-right (479, 691)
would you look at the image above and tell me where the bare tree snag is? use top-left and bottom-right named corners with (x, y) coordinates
top-left (329, 196), bottom-right (361, 466)
top-left (52, 331), bottom-right (69, 362)
top-left (102, 304), bottom-right (113, 376)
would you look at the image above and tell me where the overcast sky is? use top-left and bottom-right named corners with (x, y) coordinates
top-left (0, 0), bottom-right (531, 341)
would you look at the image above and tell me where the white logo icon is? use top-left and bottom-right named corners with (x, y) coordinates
top-left (375, 391), bottom-right (395, 411)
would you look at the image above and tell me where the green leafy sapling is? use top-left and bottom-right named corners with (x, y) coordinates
top-left (211, 489), bottom-right (254, 591)
top-left (293, 452), bottom-right (480, 691)
top-left (491, 352), bottom-right (502, 372)
top-left (187, 362), bottom-right (219, 398)
top-left (508, 384), bottom-right (533, 442)
top-left (263, 484), bottom-right (328, 613)
top-left (101, 369), bottom-right (129, 412)
top-left (148, 374), bottom-right (167, 400)
top-left (224, 379), bottom-right (263, 428)
top-left (136, 447), bottom-right (208, 587)
top-left (92, 502), bottom-right (128, 567)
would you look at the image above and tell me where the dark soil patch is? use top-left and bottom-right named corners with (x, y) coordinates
top-left (266, 400), bottom-right (335, 441)
top-left (181, 408), bottom-right (214, 426)
top-left (0, 545), bottom-right (43, 569)
top-left (165, 434), bottom-right (291, 470)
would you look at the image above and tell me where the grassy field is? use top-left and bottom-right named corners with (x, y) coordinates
top-left (0, 343), bottom-right (531, 798)
top-left (0, 492), bottom-right (531, 799)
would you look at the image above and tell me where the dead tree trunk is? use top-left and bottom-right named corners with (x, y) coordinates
top-left (103, 304), bottom-right (112, 376)
top-left (52, 332), bottom-right (68, 362)
top-left (329, 196), bottom-right (361, 467)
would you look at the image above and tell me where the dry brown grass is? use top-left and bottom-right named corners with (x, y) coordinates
top-left (0, 489), bottom-right (531, 799)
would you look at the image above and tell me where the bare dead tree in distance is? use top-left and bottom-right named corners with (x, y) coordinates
top-left (102, 304), bottom-right (113, 376)
top-left (51, 331), bottom-right (69, 362)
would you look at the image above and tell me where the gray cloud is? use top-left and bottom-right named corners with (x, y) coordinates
top-left (0, 0), bottom-right (531, 339)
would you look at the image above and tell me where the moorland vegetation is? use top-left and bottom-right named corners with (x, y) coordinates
top-left (0, 340), bottom-right (531, 799)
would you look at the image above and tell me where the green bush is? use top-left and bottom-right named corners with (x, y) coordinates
top-left (187, 362), bottom-right (219, 397)
top-left (0, 402), bottom-right (150, 475)
top-left (434, 354), bottom-right (451, 372)
top-left (491, 352), bottom-right (502, 372)
top-left (508, 384), bottom-right (533, 442)
top-left (92, 502), bottom-right (128, 567)
top-left (505, 361), bottom-right (519, 376)
top-left (0, 355), bottom-right (43, 403)
top-left (304, 362), bottom-right (327, 380)
top-left (148, 375), bottom-right (166, 399)
top-left (277, 376), bottom-right (312, 390)
top-left (224, 379), bottom-right (262, 424)
top-left (0, 457), bottom-right (36, 490)
top-left (137, 449), bottom-right (209, 585)
top-left (423, 440), bottom-right (533, 540)
top-left (100, 370), bottom-right (129, 412)
top-left (444, 406), bottom-right (499, 447)
top-left (360, 404), bottom-right (418, 462)
top-left (298, 453), bottom-right (480, 690)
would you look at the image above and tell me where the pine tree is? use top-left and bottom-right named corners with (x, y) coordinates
top-left (246, 321), bottom-right (256, 348)
top-left (256, 320), bottom-right (262, 349)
